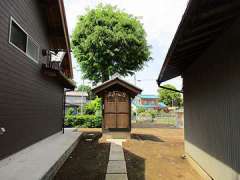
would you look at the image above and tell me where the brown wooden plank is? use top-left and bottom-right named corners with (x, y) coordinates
top-left (104, 100), bottom-right (116, 113)
top-left (117, 102), bottom-right (129, 113)
top-left (117, 114), bottom-right (129, 128)
top-left (104, 114), bottom-right (116, 129)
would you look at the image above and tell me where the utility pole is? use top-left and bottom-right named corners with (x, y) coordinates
top-left (134, 74), bottom-right (136, 85)
top-left (80, 79), bottom-right (84, 114)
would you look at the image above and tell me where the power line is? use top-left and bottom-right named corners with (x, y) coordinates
top-left (137, 79), bottom-right (156, 82)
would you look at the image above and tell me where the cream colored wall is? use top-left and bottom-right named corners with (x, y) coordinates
top-left (183, 17), bottom-right (240, 180)
top-left (185, 141), bottom-right (240, 180)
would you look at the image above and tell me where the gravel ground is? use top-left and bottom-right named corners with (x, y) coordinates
top-left (123, 128), bottom-right (203, 180)
top-left (54, 128), bottom-right (202, 180)
top-left (54, 131), bottom-right (110, 180)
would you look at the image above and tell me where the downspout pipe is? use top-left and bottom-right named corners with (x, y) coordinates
top-left (63, 88), bottom-right (73, 134)
top-left (157, 80), bottom-right (183, 93)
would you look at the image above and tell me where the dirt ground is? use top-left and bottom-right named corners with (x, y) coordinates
top-left (54, 128), bottom-right (202, 180)
top-left (54, 131), bottom-right (110, 180)
top-left (123, 128), bottom-right (202, 180)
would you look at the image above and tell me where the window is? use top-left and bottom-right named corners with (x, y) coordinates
top-left (10, 21), bottom-right (27, 52)
top-left (9, 17), bottom-right (39, 63)
top-left (27, 38), bottom-right (38, 60)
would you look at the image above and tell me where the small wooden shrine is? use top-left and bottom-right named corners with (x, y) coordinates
top-left (92, 77), bottom-right (142, 132)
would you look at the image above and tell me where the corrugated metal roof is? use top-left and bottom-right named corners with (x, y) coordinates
top-left (132, 102), bottom-right (167, 109)
top-left (66, 91), bottom-right (88, 97)
top-left (65, 96), bottom-right (88, 105)
top-left (140, 95), bottom-right (159, 99)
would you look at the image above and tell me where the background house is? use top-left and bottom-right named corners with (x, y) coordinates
top-left (158, 0), bottom-right (240, 179)
top-left (132, 94), bottom-right (167, 110)
top-left (0, 0), bottom-right (74, 160)
top-left (65, 91), bottom-right (88, 114)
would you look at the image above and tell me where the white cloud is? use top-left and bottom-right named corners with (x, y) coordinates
top-left (64, 0), bottom-right (188, 93)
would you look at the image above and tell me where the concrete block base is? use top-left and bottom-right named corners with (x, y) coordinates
top-left (0, 128), bottom-right (81, 180)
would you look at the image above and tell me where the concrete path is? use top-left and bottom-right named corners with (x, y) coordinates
top-left (0, 128), bottom-right (81, 180)
top-left (105, 139), bottom-right (128, 180)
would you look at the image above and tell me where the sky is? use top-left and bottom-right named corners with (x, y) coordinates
top-left (63, 0), bottom-right (189, 94)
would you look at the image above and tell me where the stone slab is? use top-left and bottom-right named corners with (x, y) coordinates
top-left (111, 144), bottom-right (124, 152)
top-left (0, 128), bottom-right (81, 180)
top-left (107, 160), bottom-right (127, 174)
top-left (105, 174), bottom-right (128, 180)
top-left (109, 150), bottom-right (125, 161)
top-left (107, 139), bottom-right (126, 146)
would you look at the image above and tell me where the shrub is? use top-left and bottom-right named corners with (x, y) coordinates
top-left (137, 107), bottom-right (145, 114)
top-left (66, 107), bottom-right (75, 116)
top-left (84, 97), bottom-right (101, 115)
top-left (64, 114), bottom-right (102, 128)
top-left (148, 109), bottom-right (158, 119)
top-left (65, 97), bottom-right (102, 128)
top-left (64, 115), bottom-right (76, 127)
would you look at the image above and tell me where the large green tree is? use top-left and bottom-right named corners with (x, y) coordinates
top-left (77, 84), bottom-right (91, 92)
top-left (71, 4), bottom-right (151, 83)
top-left (158, 84), bottom-right (183, 107)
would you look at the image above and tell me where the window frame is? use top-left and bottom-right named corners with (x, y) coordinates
top-left (9, 17), bottom-right (39, 64)
top-left (26, 36), bottom-right (39, 62)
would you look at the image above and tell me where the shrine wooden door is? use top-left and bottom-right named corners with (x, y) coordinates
top-left (104, 91), bottom-right (129, 130)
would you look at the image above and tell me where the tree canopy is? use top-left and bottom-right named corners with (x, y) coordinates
top-left (71, 4), bottom-right (151, 83)
top-left (77, 84), bottom-right (95, 100)
top-left (158, 84), bottom-right (182, 107)
top-left (77, 84), bottom-right (91, 92)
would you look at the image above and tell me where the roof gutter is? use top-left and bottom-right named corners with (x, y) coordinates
top-left (157, 0), bottom-right (195, 84)
top-left (42, 63), bottom-right (76, 90)
top-left (157, 82), bottom-right (183, 93)
top-left (58, 0), bottom-right (73, 78)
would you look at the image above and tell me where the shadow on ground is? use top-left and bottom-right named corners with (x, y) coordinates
top-left (124, 148), bottom-right (145, 180)
top-left (54, 132), bottom-right (110, 180)
top-left (131, 133), bottom-right (164, 142)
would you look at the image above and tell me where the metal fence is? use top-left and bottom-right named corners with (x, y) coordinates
top-left (132, 109), bottom-right (184, 128)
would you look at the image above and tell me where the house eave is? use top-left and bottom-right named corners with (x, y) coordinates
top-left (42, 64), bottom-right (76, 90)
top-left (157, 0), bottom-right (240, 84)
top-left (42, 0), bottom-right (73, 79)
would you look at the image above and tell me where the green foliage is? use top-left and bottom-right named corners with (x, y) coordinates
top-left (64, 114), bottom-right (102, 128)
top-left (66, 107), bottom-right (75, 116)
top-left (65, 97), bottom-right (102, 128)
top-left (138, 111), bottom-right (151, 116)
top-left (77, 84), bottom-right (91, 92)
top-left (77, 85), bottom-right (95, 100)
top-left (158, 84), bottom-right (182, 107)
top-left (148, 109), bottom-right (158, 119)
top-left (137, 107), bottom-right (145, 114)
top-left (71, 4), bottom-right (152, 83)
top-left (138, 109), bottom-right (158, 118)
top-left (84, 97), bottom-right (101, 115)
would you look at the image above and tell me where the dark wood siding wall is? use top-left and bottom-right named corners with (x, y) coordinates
top-left (183, 17), bottom-right (240, 175)
top-left (0, 0), bottom-right (64, 160)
